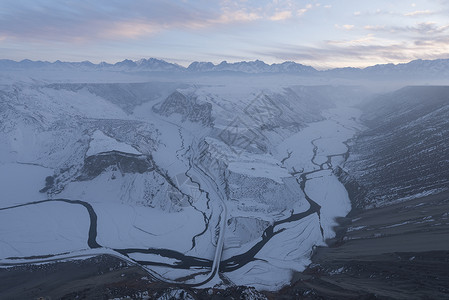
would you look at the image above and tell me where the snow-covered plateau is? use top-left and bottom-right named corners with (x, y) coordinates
top-left (0, 61), bottom-right (447, 294)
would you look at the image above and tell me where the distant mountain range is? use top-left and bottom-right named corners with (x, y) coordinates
top-left (1, 57), bottom-right (448, 77)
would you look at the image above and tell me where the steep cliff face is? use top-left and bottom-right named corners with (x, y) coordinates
top-left (42, 130), bottom-right (185, 211)
top-left (47, 82), bottom-right (184, 113)
top-left (343, 86), bottom-right (449, 209)
top-left (153, 91), bottom-right (214, 126)
top-left (77, 152), bottom-right (153, 181)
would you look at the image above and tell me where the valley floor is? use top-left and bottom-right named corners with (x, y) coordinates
top-left (2, 190), bottom-right (448, 299)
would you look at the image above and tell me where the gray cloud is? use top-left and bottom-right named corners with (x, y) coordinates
top-left (365, 22), bottom-right (449, 35)
top-left (0, 0), bottom-right (229, 41)
top-left (414, 35), bottom-right (449, 46)
top-left (0, 0), bottom-right (328, 43)
top-left (252, 36), bottom-right (449, 68)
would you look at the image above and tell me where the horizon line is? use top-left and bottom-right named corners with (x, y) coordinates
top-left (2, 56), bottom-right (448, 72)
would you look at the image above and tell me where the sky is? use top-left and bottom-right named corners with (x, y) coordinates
top-left (0, 0), bottom-right (448, 69)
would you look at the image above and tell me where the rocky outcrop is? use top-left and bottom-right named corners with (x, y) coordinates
top-left (76, 151), bottom-right (154, 181)
top-left (154, 91), bottom-right (214, 126)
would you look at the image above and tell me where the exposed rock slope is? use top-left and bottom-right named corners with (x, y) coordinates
top-left (342, 86), bottom-right (449, 209)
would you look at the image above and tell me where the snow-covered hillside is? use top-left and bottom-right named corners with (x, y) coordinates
top-left (2, 65), bottom-right (444, 291)
top-left (340, 86), bottom-right (449, 209)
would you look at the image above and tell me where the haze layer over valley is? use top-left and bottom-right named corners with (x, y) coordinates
top-left (0, 59), bottom-right (448, 298)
